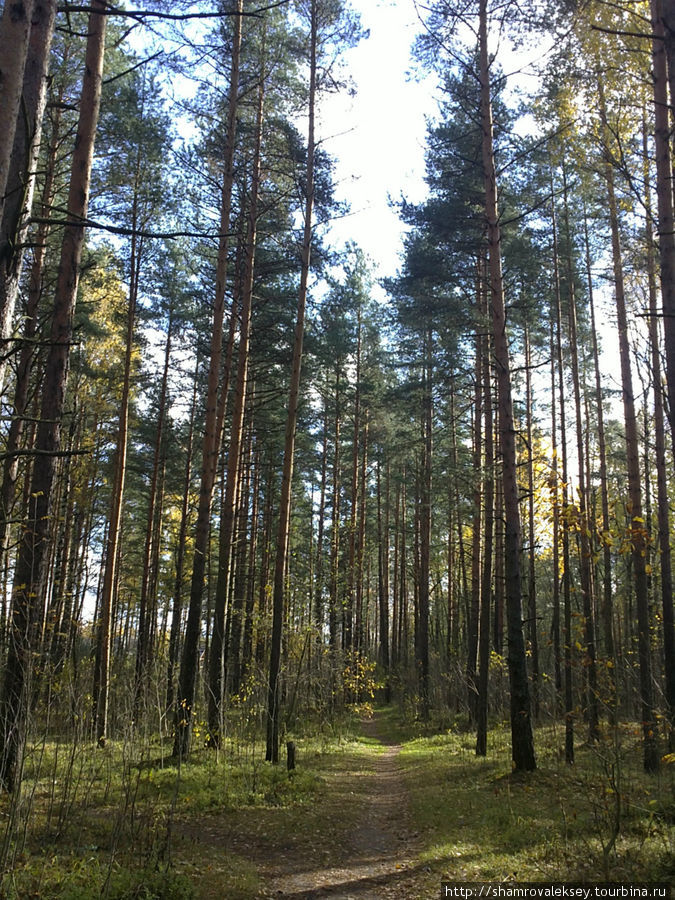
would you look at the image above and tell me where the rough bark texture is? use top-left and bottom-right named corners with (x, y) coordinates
top-left (0, 0), bottom-right (106, 792)
top-left (561, 168), bottom-right (598, 741)
top-left (0, 0), bottom-right (35, 220)
top-left (651, 0), bottom-right (675, 449)
top-left (479, 0), bottom-right (535, 772)
top-left (208, 60), bottom-right (264, 742)
top-left (266, 0), bottom-right (317, 763)
top-left (173, 0), bottom-right (243, 760)
top-left (0, 0), bottom-right (55, 392)
top-left (601, 101), bottom-right (659, 773)
top-left (476, 318), bottom-right (494, 757)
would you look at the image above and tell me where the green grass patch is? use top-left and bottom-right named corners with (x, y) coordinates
top-left (383, 706), bottom-right (675, 889)
top-left (0, 720), bottom-right (382, 899)
top-left (3, 709), bottom-right (671, 898)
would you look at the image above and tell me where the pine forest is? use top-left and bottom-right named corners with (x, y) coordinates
top-left (0, 0), bottom-right (673, 896)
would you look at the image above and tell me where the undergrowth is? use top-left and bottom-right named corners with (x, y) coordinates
top-left (382, 704), bottom-right (675, 888)
top-left (0, 706), bottom-right (672, 898)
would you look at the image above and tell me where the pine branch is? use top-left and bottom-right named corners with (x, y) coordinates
top-left (57, 1), bottom-right (289, 21)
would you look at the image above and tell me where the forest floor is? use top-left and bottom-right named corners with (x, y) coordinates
top-left (2, 707), bottom-right (673, 898)
top-left (179, 712), bottom-right (427, 899)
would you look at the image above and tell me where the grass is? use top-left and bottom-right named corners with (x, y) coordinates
top-left (383, 707), bottom-right (675, 892)
top-left (0, 709), bottom-right (673, 897)
top-left (0, 714), bottom-right (380, 898)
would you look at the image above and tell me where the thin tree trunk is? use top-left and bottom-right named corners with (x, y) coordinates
top-left (0, 0), bottom-right (55, 392)
top-left (134, 313), bottom-right (173, 708)
top-left (479, 0), bottom-right (535, 771)
top-left (266, 0), bottom-right (317, 764)
top-left (345, 310), bottom-right (361, 652)
top-left (377, 460), bottom-right (390, 671)
top-left (166, 358), bottom-right (199, 714)
top-left (561, 167), bottom-right (599, 740)
top-left (0, 0), bottom-right (106, 790)
top-left (173, 1), bottom-right (243, 760)
top-left (599, 84), bottom-right (659, 772)
top-left (524, 325), bottom-right (539, 720)
top-left (328, 368), bottom-right (341, 654)
top-left (650, 0), bottom-right (675, 449)
top-left (644, 116), bottom-right (675, 745)
top-left (467, 290), bottom-right (482, 724)
top-left (0, 0), bottom-right (35, 222)
top-left (552, 186), bottom-right (574, 764)
top-left (95, 194), bottom-right (143, 747)
top-left (208, 51), bottom-right (264, 745)
top-left (355, 416), bottom-right (368, 653)
top-left (583, 211), bottom-right (614, 667)
top-left (417, 329), bottom-right (432, 717)
top-left (476, 322), bottom-right (494, 756)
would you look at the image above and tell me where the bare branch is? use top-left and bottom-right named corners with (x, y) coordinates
top-left (57, 1), bottom-right (289, 21)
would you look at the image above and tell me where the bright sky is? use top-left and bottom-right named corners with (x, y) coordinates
top-left (318, 0), bottom-right (437, 282)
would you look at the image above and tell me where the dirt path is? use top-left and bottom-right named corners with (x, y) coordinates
top-left (259, 715), bottom-right (426, 899)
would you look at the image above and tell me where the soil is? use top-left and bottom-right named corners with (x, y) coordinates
top-left (256, 716), bottom-right (427, 899)
top-left (175, 714), bottom-right (430, 899)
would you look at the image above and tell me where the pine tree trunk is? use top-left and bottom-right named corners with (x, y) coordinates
top-left (327, 369), bottom-right (341, 658)
top-left (479, 0), bottom-right (535, 771)
top-left (600, 91), bottom-right (659, 772)
top-left (643, 118), bottom-right (675, 745)
top-left (561, 167), bottom-right (599, 740)
top-left (650, 0), bottom-right (675, 449)
top-left (0, 0), bottom-right (106, 790)
top-left (0, 0), bottom-right (35, 222)
top-left (548, 317), bottom-right (562, 710)
top-left (208, 54), bottom-right (264, 745)
top-left (552, 190), bottom-right (574, 764)
top-left (135, 315), bottom-right (173, 708)
top-left (417, 329), bottom-right (432, 717)
top-left (0, 90), bottom-right (61, 562)
top-left (0, 0), bottom-right (55, 391)
top-left (583, 212), bottom-right (614, 668)
top-left (467, 295), bottom-right (482, 724)
top-left (345, 311), bottom-right (361, 652)
top-left (166, 360), bottom-right (198, 714)
top-left (355, 416), bottom-right (368, 653)
top-left (476, 320), bottom-right (494, 756)
top-left (377, 461), bottom-right (390, 670)
top-left (173, 2), bottom-right (243, 760)
top-left (266, 0), bottom-right (317, 764)
top-left (95, 199), bottom-right (142, 747)
top-left (524, 326), bottom-right (539, 720)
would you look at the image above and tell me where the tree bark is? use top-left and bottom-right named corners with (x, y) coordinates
top-left (478, 0), bottom-right (535, 771)
top-left (476, 319), bottom-right (494, 756)
top-left (417, 328), bottom-right (432, 718)
top-left (266, 0), bottom-right (317, 764)
top-left (173, 1), bottom-right (243, 760)
top-left (599, 86), bottom-right (659, 773)
top-left (561, 167), bottom-right (599, 741)
top-left (94, 192), bottom-right (142, 747)
top-left (0, 0), bottom-right (106, 790)
top-left (0, 0), bottom-right (55, 392)
top-left (650, 0), bottom-right (675, 450)
top-left (643, 117), bottom-right (675, 745)
top-left (135, 313), bottom-right (174, 709)
top-left (208, 50), bottom-right (264, 745)
top-left (551, 186), bottom-right (574, 764)
top-left (0, 0), bottom-right (35, 223)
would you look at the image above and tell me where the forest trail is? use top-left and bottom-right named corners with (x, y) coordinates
top-left (258, 713), bottom-right (425, 899)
